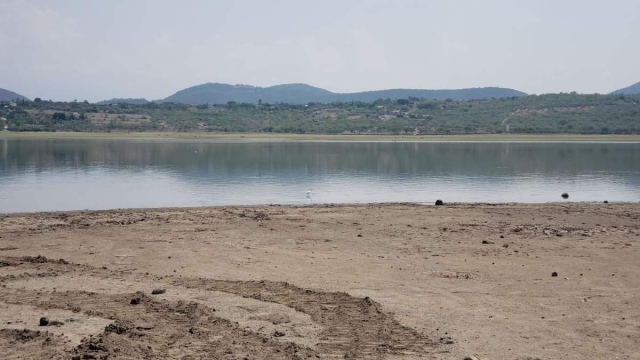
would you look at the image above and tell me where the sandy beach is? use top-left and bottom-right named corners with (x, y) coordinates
top-left (1, 203), bottom-right (639, 359)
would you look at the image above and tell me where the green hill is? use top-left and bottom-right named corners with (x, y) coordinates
top-left (161, 83), bottom-right (526, 105)
top-left (97, 98), bottom-right (149, 105)
top-left (340, 87), bottom-right (527, 102)
top-left (0, 88), bottom-right (30, 102)
top-left (611, 81), bottom-right (640, 95)
top-left (162, 83), bottom-right (336, 104)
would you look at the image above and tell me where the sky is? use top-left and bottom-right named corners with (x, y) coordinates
top-left (1, 0), bottom-right (639, 102)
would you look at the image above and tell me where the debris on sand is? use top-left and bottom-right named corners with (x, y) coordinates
top-left (561, 192), bottom-right (569, 199)
top-left (604, 200), bottom-right (609, 204)
top-left (151, 288), bottom-right (166, 295)
top-left (435, 200), bottom-right (444, 206)
top-left (130, 297), bottom-right (141, 305)
top-left (21, 255), bottom-right (69, 265)
top-left (552, 272), bottom-right (558, 277)
top-left (105, 322), bottom-right (128, 335)
top-left (273, 330), bottom-right (285, 337)
top-left (482, 240), bottom-right (494, 245)
top-left (39, 317), bottom-right (49, 326)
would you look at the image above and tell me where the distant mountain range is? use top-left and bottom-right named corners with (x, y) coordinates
top-left (158, 83), bottom-right (527, 105)
top-left (97, 98), bottom-right (150, 105)
top-left (0, 87), bottom-right (29, 102)
top-left (611, 81), bottom-right (640, 95)
top-left (8, 80), bottom-right (640, 105)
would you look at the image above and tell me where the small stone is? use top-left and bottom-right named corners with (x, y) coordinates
top-left (151, 289), bottom-right (166, 295)
top-left (482, 240), bottom-right (494, 245)
top-left (39, 317), bottom-right (49, 326)
top-left (604, 200), bottom-right (609, 204)
top-left (502, 244), bottom-right (509, 248)
top-left (357, 234), bottom-right (362, 238)
top-left (561, 193), bottom-right (569, 199)
top-left (551, 272), bottom-right (558, 277)
top-left (435, 199), bottom-right (444, 206)
top-left (500, 235), bottom-right (504, 239)
top-left (273, 330), bottom-right (285, 337)
top-left (130, 298), bottom-right (141, 305)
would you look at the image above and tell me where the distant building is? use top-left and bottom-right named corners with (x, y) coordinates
top-left (9, 101), bottom-right (17, 107)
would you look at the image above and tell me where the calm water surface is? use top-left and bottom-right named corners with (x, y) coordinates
top-left (1, 138), bottom-right (639, 213)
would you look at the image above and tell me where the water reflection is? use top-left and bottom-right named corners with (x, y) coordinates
top-left (1, 139), bottom-right (639, 212)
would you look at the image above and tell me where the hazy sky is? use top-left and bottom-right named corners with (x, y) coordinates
top-left (1, 0), bottom-right (639, 102)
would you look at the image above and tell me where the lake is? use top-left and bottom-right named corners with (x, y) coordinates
top-left (1, 138), bottom-right (639, 213)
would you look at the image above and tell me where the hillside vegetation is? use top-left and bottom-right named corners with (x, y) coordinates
top-left (97, 98), bottom-right (150, 105)
top-left (161, 83), bottom-right (526, 104)
top-left (1, 93), bottom-right (639, 135)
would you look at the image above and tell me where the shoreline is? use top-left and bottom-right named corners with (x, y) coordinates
top-left (0, 201), bottom-right (633, 216)
top-left (3, 131), bottom-right (640, 142)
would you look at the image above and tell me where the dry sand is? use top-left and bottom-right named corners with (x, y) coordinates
top-left (0, 203), bottom-right (639, 359)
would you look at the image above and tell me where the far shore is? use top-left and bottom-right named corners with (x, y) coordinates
top-left (2, 131), bottom-right (640, 142)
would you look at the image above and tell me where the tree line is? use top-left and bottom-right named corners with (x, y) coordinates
top-left (1, 93), bottom-right (639, 134)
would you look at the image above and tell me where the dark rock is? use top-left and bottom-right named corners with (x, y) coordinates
top-left (561, 193), bottom-right (569, 199)
top-left (435, 200), bottom-right (444, 206)
top-left (357, 234), bottom-right (362, 238)
top-left (502, 244), bottom-right (509, 248)
top-left (151, 288), bottom-right (166, 295)
top-left (604, 200), bottom-right (609, 204)
top-left (482, 240), bottom-right (494, 245)
top-left (273, 330), bottom-right (285, 337)
top-left (551, 272), bottom-right (558, 277)
top-left (500, 235), bottom-right (504, 239)
top-left (39, 317), bottom-right (49, 326)
top-left (130, 298), bottom-right (141, 305)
